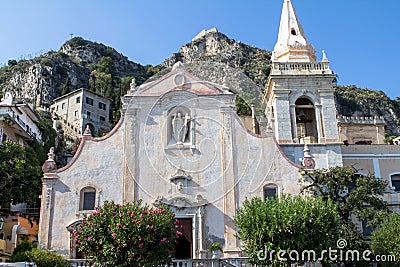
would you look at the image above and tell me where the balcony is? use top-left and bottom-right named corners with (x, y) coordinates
top-left (271, 62), bottom-right (333, 75)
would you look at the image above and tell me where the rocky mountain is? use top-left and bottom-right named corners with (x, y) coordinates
top-left (0, 37), bottom-right (149, 107)
top-left (0, 32), bottom-right (399, 136)
top-left (162, 28), bottom-right (272, 89)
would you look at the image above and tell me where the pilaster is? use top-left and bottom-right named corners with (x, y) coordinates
top-left (219, 106), bottom-right (241, 257)
top-left (38, 148), bottom-right (58, 250)
top-left (319, 91), bottom-right (340, 142)
top-left (274, 91), bottom-right (292, 143)
top-left (123, 108), bottom-right (139, 203)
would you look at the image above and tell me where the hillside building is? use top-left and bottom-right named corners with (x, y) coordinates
top-left (0, 92), bottom-right (42, 145)
top-left (50, 88), bottom-right (111, 138)
top-left (38, 0), bottom-right (400, 261)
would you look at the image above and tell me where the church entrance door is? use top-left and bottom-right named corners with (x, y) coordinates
top-left (174, 218), bottom-right (192, 259)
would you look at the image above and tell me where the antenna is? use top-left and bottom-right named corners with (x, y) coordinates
top-left (69, 33), bottom-right (74, 39)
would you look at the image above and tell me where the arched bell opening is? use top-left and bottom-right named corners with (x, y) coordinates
top-left (295, 97), bottom-right (318, 143)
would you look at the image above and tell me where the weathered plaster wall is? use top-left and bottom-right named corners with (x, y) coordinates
top-left (46, 121), bottom-right (124, 254)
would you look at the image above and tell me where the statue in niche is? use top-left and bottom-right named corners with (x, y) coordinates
top-left (172, 112), bottom-right (190, 144)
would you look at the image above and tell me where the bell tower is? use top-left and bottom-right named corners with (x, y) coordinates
top-left (264, 0), bottom-right (342, 167)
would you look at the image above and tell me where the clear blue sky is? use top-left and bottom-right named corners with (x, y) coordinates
top-left (0, 0), bottom-right (398, 99)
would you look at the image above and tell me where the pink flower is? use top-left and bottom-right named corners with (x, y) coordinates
top-left (161, 237), bottom-right (167, 243)
top-left (73, 230), bottom-right (78, 236)
top-left (138, 243), bottom-right (144, 248)
top-left (176, 231), bottom-right (183, 236)
top-left (147, 225), bottom-right (154, 229)
top-left (116, 223), bottom-right (121, 227)
top-left (140, 214), bottom-right (144, 219)
top-left (112, 233), bottom-right (117, 238)
top-left (87, 236), bottom-right (92, 241)
top-left (119, 213), bottom-right (123, 218)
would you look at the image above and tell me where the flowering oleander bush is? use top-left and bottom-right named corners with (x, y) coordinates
top-left (74, 200), bottom-right (181, 267)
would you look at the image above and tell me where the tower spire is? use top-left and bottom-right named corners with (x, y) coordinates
top-left (273, 0), bottom-right (316, 62)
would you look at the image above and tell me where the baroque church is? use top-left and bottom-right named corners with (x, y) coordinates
top-left (38, 0), bottom-right (400, 259)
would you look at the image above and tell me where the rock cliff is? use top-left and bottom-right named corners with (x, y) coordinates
top-left (0, 33), bottom-right (399, 135)
top-left (0, 37), bottom-right (149, 107)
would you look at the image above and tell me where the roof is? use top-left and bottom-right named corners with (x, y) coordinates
top-left (51, 88), bottom-right (112, 103)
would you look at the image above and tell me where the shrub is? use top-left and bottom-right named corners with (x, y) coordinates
top-left (68, 37), bottom-right (86, 48)
top-left (235, 195), bottom-right (339, 266)
top-left (371, 213), bottom-right (400, 266)
top-left (25, 248), bottom-right (69, 267)
top-left (7, 59), bottom-right (17, 66)
top-left (75, 200), bottom-right (180, 267)
top-left (10, 240), bottom-right (33, 262)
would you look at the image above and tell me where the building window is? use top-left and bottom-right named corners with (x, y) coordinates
top-left (98, 102), bottom-right (106, 110)
top-left (361, 220), bottom-right (373, 236)
top-left (100, 116), bottom-right (105, 122)
top-left (86, 97), bottom-right (94, 106)
top-left (80, 187), bottom-right (96, 210)
top-left (74, 110), bottom-right (79, 119)
top-left (62, 103), bottom-right (66, 110)
top-left (263, 184), bottom-right (278, 200)
top-left (76, 96), bottom-right (81, 104)
top-left (391, 174), bottom-right (400, 192)
top-left (87, 111), bottom-right (91, 119)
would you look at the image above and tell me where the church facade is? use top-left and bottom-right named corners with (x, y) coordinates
top-left (38, 0), bottom-right (400, 259)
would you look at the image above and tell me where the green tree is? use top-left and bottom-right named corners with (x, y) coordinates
top-left (301, 166), bottom-right (389, 254)
top-left (90, 70), bottom-right (112, 97)
top-left (234, 195), bottom-right (339, 266)
top-left (8, 59), bottom-right (17, 66)
top-left (74, 200), bottom-right (181, 267)
top-left (371, 213), bottom-right (400, 266)
top-left (0, 142), bottom-right (42, 208)
top-left (94, 56), bottom-right (115, 75)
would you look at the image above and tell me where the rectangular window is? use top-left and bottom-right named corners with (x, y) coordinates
top-left (361, 220), bottom-right (373, 236)
top-left (76, 96), bottom-right (81, 103)
top-left (264, 187), bottom-right (277, 200)
top-left (100, 116), bottom-right (105, 122)
top-left (391, 174), bottom-right (400, 192)
top-left (87, 111), bottom-right (91, 119)
top-left (86, 97), bottom-right (94, 105)
top-left (82, 192), bottom-right (95, 210)
top-left (61, 103), bottom-right (65, 109)
top-left (74, 110), bottom-right (79, 119)
top-left (98, 102), bottom-right (106, 110)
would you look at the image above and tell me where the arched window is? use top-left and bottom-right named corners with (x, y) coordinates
top-left (390, 174), bottom-right (400, 192)
top-left (80, 187), bottom-right (96, 210)
top-left (263, 184), bottom-right (278, 200)
top-left (295, 97), bottom-right (318, 143)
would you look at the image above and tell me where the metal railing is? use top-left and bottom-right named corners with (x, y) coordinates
top-left (68, 258), bottom-right (254, 267)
